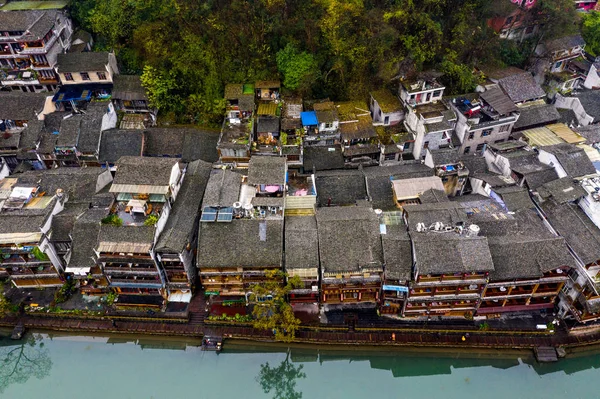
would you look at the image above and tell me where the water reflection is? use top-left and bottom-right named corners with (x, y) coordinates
top-left (257, 350), bottom-right (307, 399)
top-left (0, 334), bottom-right (52, 393)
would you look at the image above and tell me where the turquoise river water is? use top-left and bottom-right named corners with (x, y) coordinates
top-left (1, 331), bottom-right (600, 399)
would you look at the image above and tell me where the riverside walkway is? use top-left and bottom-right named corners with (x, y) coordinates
top-left (2, 294), bottom-right (600, 350)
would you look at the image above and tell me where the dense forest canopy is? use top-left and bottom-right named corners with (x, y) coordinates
top-left (70, 0), bottom-right (579, 125)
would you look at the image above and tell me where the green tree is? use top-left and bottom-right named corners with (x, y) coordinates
top-left (0, 335), bottom-right (52, 394)
top-left (583, 12), bottom-right (600, 56)
top-left (0, 282), bottom-right (10, 318)
top-left (276, 44), bottom-right (319, 94)
top-left (440, 60), bottom-right (480, 94)
top-left (140, 65), bottom-right (182, 114)
top-left (256, 351), bottom-right (306, 399)
top-left (249, 271), bottom-right (303, 343)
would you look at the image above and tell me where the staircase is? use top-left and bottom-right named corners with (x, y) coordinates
top-left (285, 195), bottom-right (316, 216)
top-left (188, 293), bottom-right (207, 327)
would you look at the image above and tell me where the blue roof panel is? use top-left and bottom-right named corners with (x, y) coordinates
top-left (301, 111), bottom-right (318, 126)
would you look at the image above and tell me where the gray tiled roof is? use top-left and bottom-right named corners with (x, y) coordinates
top-left (50, 202), bottom-right (89, 241)
top-left (571, 91), bottom-right (600, 121)
top-left (513, 104), bottom-right (560, 131)
top-left (201, 169), bottom-right (242, 208)
top-left (480, 87), bottom-right (518, 115)
top-left (540, 143), bottom-right (596, 178)
top-left (181, 128), bottom-right (219, 163)
top-left (543, 35), bottom-right (585, 54)
top-left (316, 169), bottom-right (368, 207)
top-left (541, 200), bottom-right (600, 266)
top-left (412, 232), bottom-right (494, 275)
top-left (488, 235), bottom-right (574, 280)
top-left (56, 115), bottom-right (82, 147)
top-left (498, 72), bottom-right (546, 103)
top-left (429, 148), bottom-right (460, 166)
top-left (0, 10), bottom-right (56, 35)
top-left (316, 207), bottom-right (383, 273)
top-left (155, 160), bottom-right (212, 253)
top-left (66, 208), bottom-right (106, 271)
top-left (143, 128), bottom-right (185, 158)
top-left (0, 92), bottom-right (46, 120)
top-left (303, 145), bottom-right (344, 171)
top-left (197, 218), bottom-right (283, 268)
top-left (98, 129), bottom-right (144, 163)
top-left (493, 186), bottom-right (534, 211)
top-left (365, 164), bottom-right (433, 211)
top-left (112, 75), bottom-right (147, 101)
top-left (247, 156), bottom-right (287, 185)
top-left (78, 102), bottom-right (107, 153)
top-left (113, 156), bottom-right (178, 186)
top-left (56, 52), bottom-right (110, 73)
top-left (419, 188), bottom-right (449, 204)
top-left (403, 202), bottom-right (467, 230)
top-left (382, 223), bottom-right (412, 281)
top-left (284, 216), bottom-right (319, 270)
top-left (256, 116), bottom-right (280, 133)
top-left (537, 177), bottom-right (586, 204)
top-left (18, 167), bottom-right (104, 202)
top-left (98, 224), bottom-right (155, 245)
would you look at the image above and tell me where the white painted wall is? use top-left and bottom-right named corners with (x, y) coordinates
top-left (584, 64), bottom-right (600, 90)
top-left (554, 94), bottom-right (594, 126)
top-left (538, 149), bottom-right (567, 178)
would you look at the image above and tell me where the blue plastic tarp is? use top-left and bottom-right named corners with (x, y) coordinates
top-left (300, 111), bottom-right (318, 126)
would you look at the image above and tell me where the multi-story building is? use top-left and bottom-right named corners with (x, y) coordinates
top-left (316, 207), bottom-right (384, 310)
top-left (403, 202), bottom-right (494, 318)
top-left (0, 7), bottom-right (72, 92)
top-left (449, 88), bottom-right (520, 155)
top-left (0, 167), bottom-right (111, 289)
top-left (337, 101), bottom-right (379, 167)
top-left (401, 79), bottom-right (455, 159)
top-left (370, 89), bottom-right (403, 126)
top-left (55, 51), bottom-right (118, 86)
top-left (218, 84), bottom-right (254, 163)
top-left (532, 35), bottom-right (586, 89)
top-left (424, 148), bottom-right (469, 197)
top-left (473, 206), bottom-right (574, 316)
top-left (301, 101), bottom-right (340, 147)
top-left (93, 156), bottom-right (183, 307)
top-left (284, 215), bottom-right (320, 309)
top-left (380, 220), bottom-right (412, 316)
top-left (198, 157), bottom-right (287, 307)
top-left (154, 160), bottom-right (211, 303)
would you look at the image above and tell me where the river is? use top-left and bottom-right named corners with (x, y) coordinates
top-left (0, 331), bottom-right (598, 399)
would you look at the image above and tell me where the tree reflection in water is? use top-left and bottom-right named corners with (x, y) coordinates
top-left (0, 333), bottom-right (52, 393)
top-left (257, 350), bottom-right (307, 399)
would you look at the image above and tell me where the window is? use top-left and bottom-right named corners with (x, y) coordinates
top-left (97, 72), bottom-right (107, 80)
top-left (481, 129), bottom-right (492, 137)
top-left (554, 61), bottom-right (563, 70)
top-left (525, 26), bottom-right (534, 34)
top-left (384, 153), bottom-right (396, 161)
top-left (324, 122), bottom-right (333, 129)
top-left (468, 132), bottom-right (475, 140)
top-left (403, 142), bottom-right (411, 150)
top-left (464, 146), bottom-right (470, 154)
top-left (433, 90), bottom-right (442, 98)
top-left (476, 143), bottom-right (485, 152)
top-left (80, 72), bottom-right (90, 81)
top-left (423, 141), bottom-right (429, 149)
top-left (64, 72), bottom-right (73, 81)
top-left (506, 16), bottom-right (514, 24)
top-left (499, 124), bottom-right (510, 132)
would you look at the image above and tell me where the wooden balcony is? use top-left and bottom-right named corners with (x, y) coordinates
top-left (104, 267), bottom-right (158, 275)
